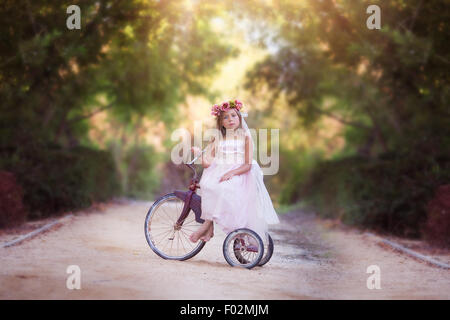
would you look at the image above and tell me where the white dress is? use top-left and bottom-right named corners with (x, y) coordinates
top-left (198, 136), bottom-right (280, 242)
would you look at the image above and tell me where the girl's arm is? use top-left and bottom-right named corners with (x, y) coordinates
top-left (221, 135), bottom-right (252, 181)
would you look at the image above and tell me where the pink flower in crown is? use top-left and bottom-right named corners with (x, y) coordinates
top-left (211, 99), bottom-right (244, 118)
top-left (234, 99), bottom-right (243, 110)
top-left (211, 104), bottom-right (221, 116)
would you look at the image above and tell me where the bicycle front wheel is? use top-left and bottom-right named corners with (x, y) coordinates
top-left (144, 193), bottom-right (205, 260)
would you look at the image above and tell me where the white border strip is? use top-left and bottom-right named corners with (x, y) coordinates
top-left (365, 232), bottom-right (450, 270)
top-left (2, 214), bottom-right (73, 248)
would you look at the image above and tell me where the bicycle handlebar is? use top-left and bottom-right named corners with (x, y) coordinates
top-left (186, 147), bottom-right (207, 165)
top-left (184, 146), bottom-right (208, 182)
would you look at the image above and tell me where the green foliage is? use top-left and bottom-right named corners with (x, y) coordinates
top-left (0, 145), bottom-right (122, 220)
top-left (240, 0), bottom-right (450, 238)
top-left (277, 146), bottom-right (324, 205)
top-left (122, 145), bottom-right (162, 200)
top-left (0, 171), bottom-right (27, 228)
top-left (0, 0), bottom-right (233, 147)
top-left (244, 0), bottom-right (449, 153)
top-left (284, 148), bottom-right (450, 237)
top-left (0, 1), bottom-right (235, 221)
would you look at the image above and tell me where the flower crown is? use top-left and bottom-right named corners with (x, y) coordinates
top-left (211, 99), bottom-right (243, 118)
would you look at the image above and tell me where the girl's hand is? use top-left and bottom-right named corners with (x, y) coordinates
top-left (219, 171), bottom-right (235, 182)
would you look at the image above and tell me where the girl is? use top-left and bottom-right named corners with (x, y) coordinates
top-left (189, 99), bottom-right (280, 244)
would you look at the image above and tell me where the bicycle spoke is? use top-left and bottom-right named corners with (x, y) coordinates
top-left (149, 223), bottom-right (173, 230)
top-left (151, 215), bottom-right (173, 227)
top-left (161, 230), bottom-right (175, 253)
top-left (178, 232), bottom-right (187, 253)
top-left (151, 228), bottom-right (175, 239)
top-left (153, 229), bottom-right (173, 246)
top-left (178, 233), bottom-right (183, 254)
top-left (152, 228), bottom-right (173, 242)
top-left (179, 229), bottom-right (195, 249)
top-left (249, 251), bottom-right (256, 260)
top-left (182, 217), bottom-right (197, 226)
top-left (160, 238), bottom-right (170, 254)
top-left (146, 195), bottom-right (207, 260)
top-left (180, 226), bottom-right (198, 233)
top-left (174, 231), bottom-right (181, 256)
top-left (169, 231), bottom-right (175, 255)
top-left (161, 205), bottom-right (176, 224)
top-left (176, 214), bottom-right (195, 226)
top-left (179, 229), bottom-right (191, 243)
top-left (176, 201), bottom-right (182, 221)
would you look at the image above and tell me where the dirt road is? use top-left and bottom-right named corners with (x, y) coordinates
top-left (1, 200), bottom-right (449, 299)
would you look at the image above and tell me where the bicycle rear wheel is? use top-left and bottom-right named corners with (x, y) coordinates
top-left (144, 193), bottom-right (205, 260)
top-left (258, 233), bottom-right (274, 266)
top-left (223, 228), bottom-right (264, 269)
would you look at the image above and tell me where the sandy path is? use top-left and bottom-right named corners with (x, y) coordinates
top-left (0, 200), bottom-right (449, 299)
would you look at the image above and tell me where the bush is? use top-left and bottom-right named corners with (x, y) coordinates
top-left (423, 185), bottom-right (450, 248)
top-left (0, 145), bottom-right (122, 220)
top-left (0, 171), bottom-right (27, 228)
top-left (283, 149), bottom-right (450, 238)
top-left (123, 145), bottom-right (161, 199)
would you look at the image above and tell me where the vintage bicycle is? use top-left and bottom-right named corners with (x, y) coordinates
top-left (144, 148), bottom-right (274, 269)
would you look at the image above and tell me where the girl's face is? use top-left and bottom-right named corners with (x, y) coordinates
top-left (221, 109), bottom-right (240, 130)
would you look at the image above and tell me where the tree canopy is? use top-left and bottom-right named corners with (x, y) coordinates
top-left (0, 0), bottom-right (234, 149)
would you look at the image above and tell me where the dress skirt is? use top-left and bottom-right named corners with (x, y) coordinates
top-left (198, 151), bottom-right (279, 243)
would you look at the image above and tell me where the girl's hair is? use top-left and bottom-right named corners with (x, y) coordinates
top-left (216, 108), bottom-right (244, 138)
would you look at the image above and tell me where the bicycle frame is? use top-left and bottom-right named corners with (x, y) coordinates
top-left (145, 146), bottom-right (272, 267)
top-left (173, 148), bottom-right (207, 229)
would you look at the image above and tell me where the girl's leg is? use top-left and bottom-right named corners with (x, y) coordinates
top-left (189, 219), bottom-right (213, 242)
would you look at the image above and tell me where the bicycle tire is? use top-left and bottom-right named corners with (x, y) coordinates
top-left (144, 193), bottom-right (206, 261)
top-left (223, 228), bottom-right (264, 269)
top-left (258, 233), bottom-right (274, 266)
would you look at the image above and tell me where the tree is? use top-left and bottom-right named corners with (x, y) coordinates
top-left (240, 0), bottom-right (449, 157)
top-left (0, 0), bottom-right (234, 150)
